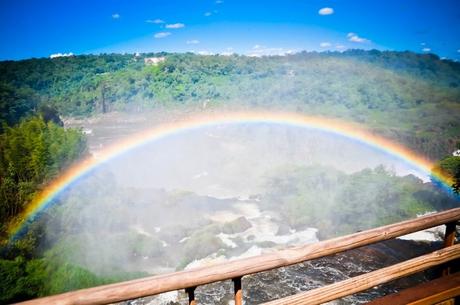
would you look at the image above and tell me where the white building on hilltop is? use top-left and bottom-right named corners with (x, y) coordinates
top-left (144, 57), bottom-right (166, 66)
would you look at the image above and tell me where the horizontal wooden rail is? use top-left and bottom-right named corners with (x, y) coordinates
top-left (17, 208), bottom-right (460, 305)
top-left (262, 243), bottom-right (460, 305)
top-left (367, 272), bottom-right (460, 305)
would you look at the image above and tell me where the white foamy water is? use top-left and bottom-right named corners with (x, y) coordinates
top-left (398, 225), bottom-right (444, 241)
top-left (209, 202), bottom-right (319, 246)
top-left (184, 202), bottom-right (318, 271)
top-left (146, 291), bottom-right (179, 305)
top-left (217, 233), bottom-right (238, 248)
top-left (398, 212), bottom-right (446, 241)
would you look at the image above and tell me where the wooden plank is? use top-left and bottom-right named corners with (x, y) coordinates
top-left (185, 287), bottom-right (196, 305)
top-left (442, 221), bottom-right (457, 276)
top-left (443, 222), bottom-right (457, 248)
top-left (407, 289), bottom-right (457, 305)
top-left (15, 208), bottom-right (460, 305)
top-left (367, 272), bottom-right (460, 305)
top-left (262, 244), bottom-right (460, 305)
top-left (434, 301), bottom-right (455, 305)
top-left (233, 277), bottom-right (242, 305)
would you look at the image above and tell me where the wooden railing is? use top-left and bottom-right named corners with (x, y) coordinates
top-left (17, 208), bottom-right (460, 305)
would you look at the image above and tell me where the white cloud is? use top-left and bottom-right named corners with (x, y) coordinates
top-left (320, 42), bottom-right (332, 48)
top-left (204, 12), bottom-right (212, 16)
top-left (166, 23), bottom-right (185, 29)
top-left (198, 50), bottom-right (214, 55)
top-left (349, 36), bottom-right (365, 43)
top-left (219, 47), bottom-right (234, 56)
top-left (220, 48), bottom-right (235, 56)
top-left (335, 44), bottom-right (346, 51)
top-left (318, 7), bottom-right (334, 15)
top-left (146, 19), bottom-right (164, 24)
top-left (50, 52), bottom-right (74, 59)
top-left (422, 47), bottom-right (431, 52)
top-left (154, 32), bottom-right (171, 38)
top-left (247, 46), bottom-right (296, 57)
top-left (347, 32), bottom-right (370, 43)
top-left (112, 13), bottom-right (120, 19)
top-left (186, 39), bottom-right (200, 44)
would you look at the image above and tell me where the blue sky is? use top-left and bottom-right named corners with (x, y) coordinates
top-left (0, 0), bottom-right (459, 60)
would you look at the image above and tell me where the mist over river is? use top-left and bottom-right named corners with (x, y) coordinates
top-left (66, 111), bottom-right (430, 197)
top-left (57, 112), bottom-right (456, 304)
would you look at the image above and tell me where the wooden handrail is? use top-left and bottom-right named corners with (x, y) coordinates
top-left (366, 273), bottom-right (460, 305)
top-left (262, 243), bottom-right (460, 305)
top-left (16, 208), bottom-right (460, 305)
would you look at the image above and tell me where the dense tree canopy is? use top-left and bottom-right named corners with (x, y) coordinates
top-left (0, 116), bottom-right (87, 238)
top-left (0, 116), bottom-right (89, 303)
top-left (262, 165), bottom-right (459, 238)
top-left (1, 50), bottom-right (459, 159)
top-left (433, 154), bottom-right (460, 194)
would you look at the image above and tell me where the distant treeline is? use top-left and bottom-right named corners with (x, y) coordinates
top-left (1, 50), bottom-right (460, 159)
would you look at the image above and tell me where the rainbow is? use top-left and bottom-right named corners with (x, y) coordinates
top-left (7, 111), bottom-right (455, 240)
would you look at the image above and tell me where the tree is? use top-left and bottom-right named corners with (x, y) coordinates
top-left (432, 156), bottom-right (460, 194)
top-left (38, 105), bottom-right (63, 126)
top-left (0, 116), bottom-right (87, 238)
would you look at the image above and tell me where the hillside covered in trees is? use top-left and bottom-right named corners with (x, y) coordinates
top-left (0, 117), bottom-right (87, 237)
top-left (0, 113), bottom-right (88, 303)
top-left (0, 50), bottom-right (459, 303)
top-left (1, 50), bottom-right (460, 159)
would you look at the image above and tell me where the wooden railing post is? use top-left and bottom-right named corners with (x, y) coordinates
top-left (442, 221), bottom-right (457, 276)
top-left (186, 287), bottom-right (196, 305)
top-left (233, 277), bottom-right (242, 305)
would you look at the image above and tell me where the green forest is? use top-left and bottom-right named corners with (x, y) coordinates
top-left (262, 165), bottom-right (459, 238)
top-left (1, 50), bottom-right (460, 158)
top-left (0, 50), bottom-right (459, 303)
top-left (0, 116), bottom-right (92, 303)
